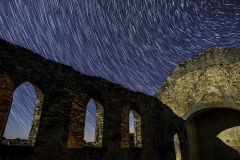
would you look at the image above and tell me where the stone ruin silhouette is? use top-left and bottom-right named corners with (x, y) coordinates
top-left (1, 38), bottom-right (240, 159)
top-left (0, 39), bottom-right (187, 160)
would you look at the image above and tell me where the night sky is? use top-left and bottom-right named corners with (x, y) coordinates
top-left (1, 0), bottom-right (240, 142)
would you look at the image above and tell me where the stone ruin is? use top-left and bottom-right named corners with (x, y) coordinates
top-left (1, 38), bottom-right (240, 160)
top-left (0, 38), bottom-right (188, 160)
top-left (155, 46), bottom-right (240, 159)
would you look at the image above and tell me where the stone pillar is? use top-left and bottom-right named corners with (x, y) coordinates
top-left (68, 93), bottom-right (89, 148)
top-left (0, 73), bottom-right (14, 142)
top-left (100, 103), bottom-right (124, 159)
top-left (174, 133), bottom-right (181, 160)
top-left (133, 110), bottom-right (142, 147)
top-left (121, 105), bottom-right (130, 148)
top-left (28, 84), bottom-right (44, 146)
top-left (94, 99), bottom-right (104, 147)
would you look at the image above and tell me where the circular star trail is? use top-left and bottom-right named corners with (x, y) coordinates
top-left (1, 0), bottom-right (240, 141)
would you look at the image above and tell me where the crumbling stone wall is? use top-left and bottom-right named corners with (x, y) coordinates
top-left (132, 110), bottom-right (141, 148)
top-left (155, 46), bottom-right (240, 159)
top-left (0, 73), bottom-right (14, 142)
top-left (93, 96), bottom-right (104, 147)
top-left (0, 39), bottom-right (188, 160)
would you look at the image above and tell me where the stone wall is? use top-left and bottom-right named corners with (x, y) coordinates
top-left (0, 38), bottom-right (188, 160)
top-left (155, 46), bottom-right (240, 159)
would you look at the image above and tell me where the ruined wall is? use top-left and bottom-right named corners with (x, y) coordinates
top-left (0, 38), bottom-right (188, 160)
top-left (155, 46), bottom-right (240, 159)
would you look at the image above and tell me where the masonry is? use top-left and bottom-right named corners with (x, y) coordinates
top-left (155, 46), bottom-right (240, 160)
top-left (0, 39), bottom-right (188, 160)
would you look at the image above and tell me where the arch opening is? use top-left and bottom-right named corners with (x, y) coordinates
top-left (121, 106), bottom-right (142, 148)
top-left (83, 99), bottom-right (96, 147)
top-left (186, 108), bottom-right (240, 160)
top-left (129, 110), bottom-right (134, 147)
top-left (0, 77), bottom-right (43, 147)
top-left (68, 94), bottom-right (104, 148)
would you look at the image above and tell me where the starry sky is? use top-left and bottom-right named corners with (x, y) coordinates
top-left (1, 0), bottom-right (240, 142)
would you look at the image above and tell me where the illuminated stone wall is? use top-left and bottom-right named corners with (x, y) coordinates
top-left (155, 46), bottom-right (240, 159)
top-left (0, 38), bottom-right (187, 160)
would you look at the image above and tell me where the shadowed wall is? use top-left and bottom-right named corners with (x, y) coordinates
top-left (0, 38), bottom-right (188, 160)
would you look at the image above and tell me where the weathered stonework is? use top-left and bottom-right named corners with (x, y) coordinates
top-left (0, 73), bottom-right (14, 141)
top-left (121, 106), bottom-right (131, 148)
top-left (68, 93), bottom-right (89, 148)
top-left (94, 97), bottom-right (104, 147)
top-left (28, 84), bottom-right (44, 146)
top-left (0, 39), bottom-right (188, 160)
top-left (155, 46), bottom-right (240, 159)
top-left (132, 110), bottom-right (142, 148)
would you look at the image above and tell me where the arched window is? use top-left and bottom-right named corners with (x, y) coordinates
top-left (83, 99), bottom-right (96, 147)
top-left (121, 106), bottom-right (142, 148)
top-left (2, 82), bottom-right (43, 146)
top-left (68, 94), bottom-right (103, 148)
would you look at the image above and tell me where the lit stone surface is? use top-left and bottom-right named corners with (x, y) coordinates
top-left (217, 127), bottom-right (240, 154)
top-left (174, 134), bottom-right (181, 160)
top-left (68, 93), bottom-right (88, 148)
top-left (159, 70), bottom-right (202, 116)
top-left (155, 46), bottom-right (240, 159)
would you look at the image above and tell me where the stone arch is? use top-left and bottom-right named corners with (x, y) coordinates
top-left (121, 106), bottom-right (142, 148)
top-left (0, 72), bottom-right (44, 146)
top-left (182, 98), bottom-right (240, 121)
top-left (68, 94), bottom-right (104, 148)
top-left (84, 98), bottom-right (96, 142)
top-left (185, 107), bottom-right (240, 160)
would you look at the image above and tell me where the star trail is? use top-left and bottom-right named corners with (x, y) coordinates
top-left (1, 0), bottom-right (240, 142)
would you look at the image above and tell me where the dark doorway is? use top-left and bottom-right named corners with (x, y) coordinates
top-left (186, 108), bottom-right (240, 160)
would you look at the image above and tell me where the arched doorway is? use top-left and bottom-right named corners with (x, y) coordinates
top-left (186, 108), bottom-right (240, 160)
